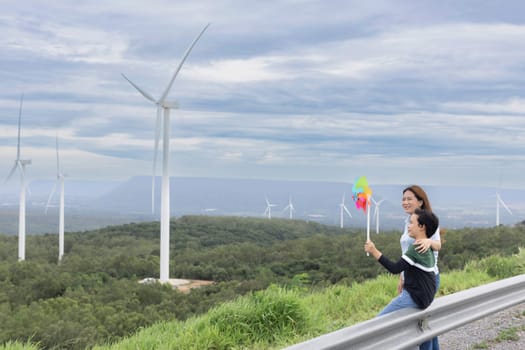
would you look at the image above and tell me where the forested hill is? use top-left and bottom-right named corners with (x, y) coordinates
top-left (1, 216), bottom-right (525, 350)
top-left (87, 215), bottom-right (346, 247)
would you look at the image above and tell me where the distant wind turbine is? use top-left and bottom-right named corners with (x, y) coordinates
top-left (283, 195), bottom-right (296, 219)
top-left (264, 196), bottom-right (278, 219)
top-left (495, 192), bottom-right (512, 226)
top-left (371, 197), bottom-right (385, 234)
top-left (45, 135), bottom-right (66, 263)
top-left (5, 94), bottom-right (31, 261)
top-left (339, 193), bottom-right (352, 228)
top-left (122, 24), bottom-right (209, 283)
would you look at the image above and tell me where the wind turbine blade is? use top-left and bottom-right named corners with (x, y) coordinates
top-left (498, 196), bottom-right (513, 215)
top-left (158, 23), bottom-right (210, 103)
top-left (121, 73), bottom-right (157, 103)
top-left (45, 181), bottom-right (58, 215)
top-left (343, 206), bottom-right (352, 218)
top-left (151, 106), bottom-right (162, 213)
top-left (16, 94), bottom-right (24, 160)
top-left (5, 163), bottom-right (18, 183)
top-left (16, 161), bottom-right (24, 182)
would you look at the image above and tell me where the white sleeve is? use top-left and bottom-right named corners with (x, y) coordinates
top-left (431, 227), bottom-right (441, 242)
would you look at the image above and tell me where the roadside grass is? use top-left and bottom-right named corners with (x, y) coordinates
top-left (472, 325), bottom-right (525, 349)
top-left (495, 327), bottom-right (520, 342)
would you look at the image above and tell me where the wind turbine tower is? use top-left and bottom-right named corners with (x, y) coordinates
top-left (371, 197), bottom-right (385, 234)
top-left (46, 135), bottom-right (66, 262)
top-left (283, 195), bottom-right (296, 219)
top-left (5, 95), bottom-right (31, 261)
top-left (496, 192), bottom-right (512, 226)
top-left (122, 24), bottom-right (209, 283)
top-left (339, 193), bottom-right (352, 228)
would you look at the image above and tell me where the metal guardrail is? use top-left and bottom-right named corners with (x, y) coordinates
top-left (284, 274), bottom-right (525, 350)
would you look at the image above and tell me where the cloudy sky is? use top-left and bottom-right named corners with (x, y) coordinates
top-left (2, 0), bottom-right (525, 189)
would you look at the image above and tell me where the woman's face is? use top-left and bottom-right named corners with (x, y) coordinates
top-left (402, 190), bottom-right (423, 214)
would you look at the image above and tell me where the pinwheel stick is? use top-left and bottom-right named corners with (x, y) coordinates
top-left (366, 199), bottom-right (370, 256)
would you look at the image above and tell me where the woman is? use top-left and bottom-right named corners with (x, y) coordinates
top-left (397, 185), bottom-right (442, 350)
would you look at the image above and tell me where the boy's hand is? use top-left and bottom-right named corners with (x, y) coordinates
top-left (364, 240), bottom-right (382, 259)
top-left (364, 240), bottom-right (376, 253)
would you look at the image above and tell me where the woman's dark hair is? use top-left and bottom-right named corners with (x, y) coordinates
top-left (414, 208), bottom-right (439, 238)
top-left (403, 185), bottom-right (432, 212)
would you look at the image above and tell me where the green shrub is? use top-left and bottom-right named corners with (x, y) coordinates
top-left (465, 249), bottom-right (525, 279)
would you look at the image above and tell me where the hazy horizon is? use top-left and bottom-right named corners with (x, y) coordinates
top-left (1, 176), bottom-right (522, 235)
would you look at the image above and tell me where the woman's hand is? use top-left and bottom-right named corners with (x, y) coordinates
top-left (414, 238), bottom-right (432, 253)
top-left (397, 276), bottom-right (404, 294)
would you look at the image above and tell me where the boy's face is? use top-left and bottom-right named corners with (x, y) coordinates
top-left (408, 213), bottom-right (424, 238)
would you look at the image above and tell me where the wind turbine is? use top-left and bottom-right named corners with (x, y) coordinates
top-left (371, 197), bottom-right (385, 234)
top-left (282, 195), bottom-right (296, 219)
top-left (495, 192), bottom-right (512, 226)
top-left (5, 94), bottom-right (31, 261)
top-left (122, 24), bottom-right (209, 283)
top-left (264, 196), bottom-right (278, 219)
top-left (339, 193), bottom-right (352, 228)
top-left (45, 135), bottom-right (66, 263)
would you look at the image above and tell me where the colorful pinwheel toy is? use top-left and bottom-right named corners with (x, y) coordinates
top-left (352, 176), bottom-right (373, 254)
top-left (352, 176), bottom-right (372, 213)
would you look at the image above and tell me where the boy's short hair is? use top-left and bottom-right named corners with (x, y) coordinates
top-left (414, 208), bottom-right (439, 238)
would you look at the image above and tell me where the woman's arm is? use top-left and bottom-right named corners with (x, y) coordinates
top-left (397, 275), bottom-right (404, 294)
top-left (415, 228), bottom-right (441, 253)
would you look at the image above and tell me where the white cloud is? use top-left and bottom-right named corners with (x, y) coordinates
top-left (443, 97), bottom-right (525, 114)
top-left (186, 56), bottom-right (291, 83)
top-left (2, 15), bottom-right (129, 64)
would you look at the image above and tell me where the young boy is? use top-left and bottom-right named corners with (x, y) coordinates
top-left (364, 208), bottom-right (439, 313)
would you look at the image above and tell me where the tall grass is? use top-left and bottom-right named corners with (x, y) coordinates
top-left (0, 341), bottom-right (40, 350)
